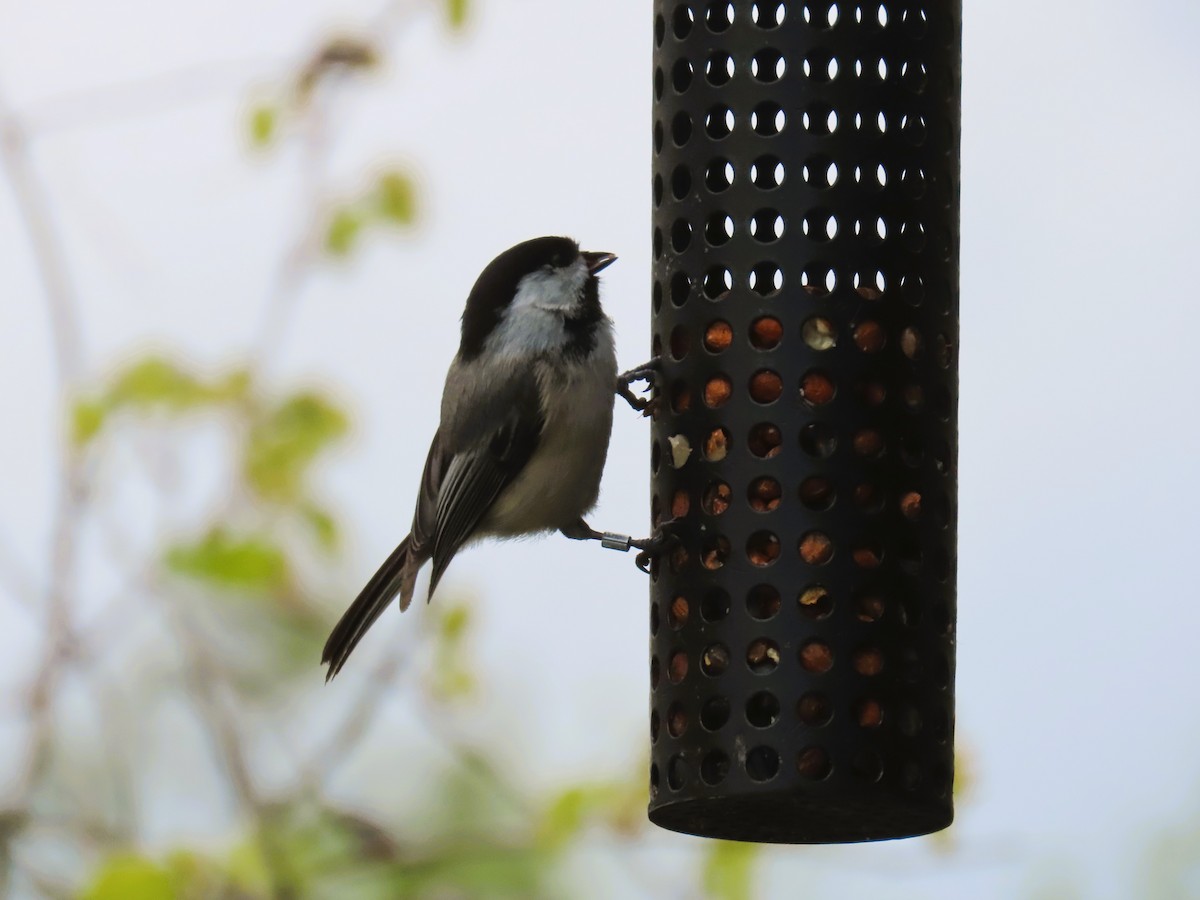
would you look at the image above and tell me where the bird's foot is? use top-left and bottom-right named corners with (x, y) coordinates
top-left (561, 516), bottom-right (681, 573)
top-left (630, 522), bottom-right (682, 574)
top-left (615, 358), bottom-right (661, 417)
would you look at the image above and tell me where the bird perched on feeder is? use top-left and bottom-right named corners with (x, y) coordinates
top-left (322, 236), bottom-right (660, 679)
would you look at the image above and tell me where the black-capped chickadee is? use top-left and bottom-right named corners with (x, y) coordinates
top-left (323, 236), bottom-right (657, 680)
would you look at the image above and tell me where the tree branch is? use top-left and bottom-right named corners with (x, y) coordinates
top-left (0, 94), bottom-right (85, 386)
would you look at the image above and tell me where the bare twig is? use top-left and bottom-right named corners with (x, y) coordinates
top-left (17, 56), bottom-right (285, 136)
top-left (0, 82), bottom-right (91, 897)
top-left (0, 95), bottom-right (84, 385)
top-left (249, 94), bottom-right (329, 376)
top-left (251, 0), bottom-right (437, 376)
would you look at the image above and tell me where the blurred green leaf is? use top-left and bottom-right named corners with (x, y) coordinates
top-left (402, 844), bottom-right (550, 898)
top-left (301, 502), bottom-right (339, 551)
top-left (439, 604), bottom-right (471, 642)
top-left (81, 854), bottom-right (173, 900)
top-left (211, 366), bottom-right (253, 402)
top-left (376, 171), bottom-right (417, 225)
top-left (165, 528), bottom-right (288, 593)
top-left (435, 668), bottom-right (475, 699)
top-left (326, 207), bottom-right (362, 256)
top-left (703, 840), bottom-right (759, 900)
top-left (164, 849), bottom-right (227, 897)
top-left (538, 787), bottom-right (589, 848)
top-left (537, 781), bottom-right (643, 849)
top-left (224, 839), bottom-right (273, 896)
top-left (71, 398), bottom-right (106, 446)
top-left (430, 603), bottom-right (475, 698)
top-left (245, 391), bottom-right (348, 501)
top-left (249, 104), bottom-right (278, 147)
top-left (446, 0), bottom-right (469, 29)
top-left (108, 357), bottom-right (205, 410)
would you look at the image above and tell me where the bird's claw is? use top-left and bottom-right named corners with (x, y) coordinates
top-left (631, 520), bottom-right (682, 574)
top-left (616, 358), bottom-right (661, 417)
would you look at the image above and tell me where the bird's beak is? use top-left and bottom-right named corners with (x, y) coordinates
top-left (583, 251), bottom-right (618, 274)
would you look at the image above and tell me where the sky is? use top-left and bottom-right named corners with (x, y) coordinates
top-left (2, 0), bottom-right (1200, 897)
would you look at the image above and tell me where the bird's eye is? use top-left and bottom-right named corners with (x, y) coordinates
top-left (550, 250), bottom-right (573, 268)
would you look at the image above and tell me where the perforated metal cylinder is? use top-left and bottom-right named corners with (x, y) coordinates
top-left (648, 0), bottom-right (959, 843)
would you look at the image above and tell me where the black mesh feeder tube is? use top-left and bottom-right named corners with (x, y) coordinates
top-left (648, 0), bottom-right (959, 843)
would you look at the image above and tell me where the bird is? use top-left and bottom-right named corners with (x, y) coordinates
top-left (322, 236), bottom-right (640, 680)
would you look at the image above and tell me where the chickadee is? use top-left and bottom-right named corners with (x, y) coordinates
top-left (323, 236), bottom-right (645, 680)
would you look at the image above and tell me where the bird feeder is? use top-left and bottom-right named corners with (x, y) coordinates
top-left (647, 0), bottom-right (959, 842)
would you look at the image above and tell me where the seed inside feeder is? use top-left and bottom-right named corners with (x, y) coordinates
top-left (900, 325), bottom-right (922, 359)
top-left (853, 428), bottom-right (884, 457)
top-left (800, 370), bottom-right (835, 406)
top-left (702, 535), bottom-right (731, 569)
top-left (856, 594), bottom-right (885, 622)
top-left (669, 595), bottom-right (689, 629)
top-left (703, 480), bottom-right (732, 516)
top-left (668, 702), bottom-right (688, 737)
top-left (746, 531), bottom-right (781, 566)
top-left (671, 489), bottom-right (690, 518)
top-left (748, 423), bottom-right (783, 458)
top-left (704, 374), bottom-right (733, 407)
top-left (853, 320), bottom-right (885, 352)
top-left (797, 746), bottom-right (832, 780)
top-left (702, 642), bottom-right (731, 676)
top-left (798, 584), bottom-right (832, 619)
top-left (704, 427), bottom-right (729, 461)
top-left (799, 476), bottom-right (835, 510)
top-left (751, 316), bottom-right (784, 349)
top-left (668, 650), bottom-right (688, 683)
top-left (670, 381), bottom-right (692, 413)
top-left (801, 316), bottom-right (836, 350)
top-left (852, 541), bottom-right (883, 569)
top-left (748, 476), bottom-right (781, 512)
top-left (668, 434), bottom-right (692, 468)
top-left (747, 638), bottom-right (781, 673)
top-left (853, 647), bottom-right (885, 676)
top-left (799, 531), bottom-right (834, 565)
top-left (856, 698), bottom-right (884, 727)
top-left (799, 639), bottom-right (834, 673)
top-left (750, 369), bottom-right (783, 403)
top-left (704, 320), bottom-right (733, 352)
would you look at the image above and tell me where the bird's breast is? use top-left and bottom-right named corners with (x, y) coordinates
top-left (483, 334), bottom-right (617, 536)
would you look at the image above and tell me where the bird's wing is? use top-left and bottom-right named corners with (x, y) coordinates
top-left (409, 428), bottom-right (450, 558)
top-left (427, 374), bottom-right (544, 598)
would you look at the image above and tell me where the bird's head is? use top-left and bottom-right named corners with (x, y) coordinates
top-left (460, 236), bottom-right (617, 360)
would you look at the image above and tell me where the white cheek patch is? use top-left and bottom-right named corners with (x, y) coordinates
top-left (511, 262), bottom-right (588, 313)
top-left (485, 262), bottom-right (589, 358)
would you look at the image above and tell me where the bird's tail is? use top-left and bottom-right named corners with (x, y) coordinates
top-left (322, 535), bottom-right (421, 681)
